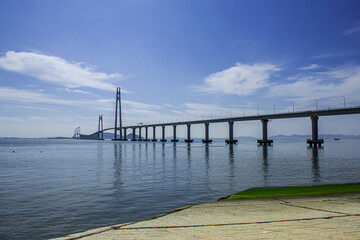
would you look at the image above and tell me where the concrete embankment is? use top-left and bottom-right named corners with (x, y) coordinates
top-left (54, 192), bottom-right (360, 239)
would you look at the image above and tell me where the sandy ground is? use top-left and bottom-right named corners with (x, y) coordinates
top-left (54, 193), bottom-right (360, 239)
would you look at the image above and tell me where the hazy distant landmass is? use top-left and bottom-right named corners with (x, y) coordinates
top-left (271, 134), bottom-right (360, 139)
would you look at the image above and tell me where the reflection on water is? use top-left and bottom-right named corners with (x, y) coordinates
top-left (261, 145), bottom-right (269, 183)
top-left (310, 147), bottom-right (321, 182)
top-left (228, 145), bottom-right (235, 189)
top-left (1, 139), bottom-right (360, 240)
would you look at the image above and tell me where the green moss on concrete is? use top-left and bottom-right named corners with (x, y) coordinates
top-left (227, 184), bottom-right (360, 200)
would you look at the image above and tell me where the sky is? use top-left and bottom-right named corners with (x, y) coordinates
top-left (1, 0), bottom-right (360, 138)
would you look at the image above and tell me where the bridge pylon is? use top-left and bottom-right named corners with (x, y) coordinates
top-left (98, 115), bottom-right (104, 140)
top-left (113, 87), bottom-right (126, 141)
top-left (73, 127), bottom-right (81, 139)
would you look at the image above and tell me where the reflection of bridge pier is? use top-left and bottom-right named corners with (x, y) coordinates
top-left (261, 145), bottom-right (269, 183)
top-left (310, 147), bottom-right (321, 182)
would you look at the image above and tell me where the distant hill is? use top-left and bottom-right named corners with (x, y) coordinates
top-left (102, 132), bottom-right (143, 140)
top-left (270, 134), bottom-right (360, 139)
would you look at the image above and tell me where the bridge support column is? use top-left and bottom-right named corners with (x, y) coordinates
top-left (152, 126), bottom-right (157, 142)
top-left (138, 127), bottom-right (143, 141)
top-left (160, 125), bottom-right (167, 142)
top-left (185, 124), bottom-right (193, 143)
top-left (225, 121), bottom-right (237, 144)
top-left (144, 127), bottom-right (150, 141)
top-left (97, 115), bottom-right (104, 140)
top-left (307, 116), bottom-right (324, 147)
top-left (123, 128), bottom-right (128, 141)
top-left (257, 119), bottom-right (273, 145)
top-left (202, 122), bottom-right (212, 143)
top-left (171, 125), bottom-right (179, 142)
top-left (131, 127), bottom-right (137, 141)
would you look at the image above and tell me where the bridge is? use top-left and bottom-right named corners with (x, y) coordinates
top-left (77, 87), bottom-right (360, 147)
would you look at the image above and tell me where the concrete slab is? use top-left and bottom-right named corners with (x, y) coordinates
top-left (54, 193), bottom-right (360, 240)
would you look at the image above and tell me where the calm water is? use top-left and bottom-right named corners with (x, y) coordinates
top-left (0, 138), bottom-right (359, 239)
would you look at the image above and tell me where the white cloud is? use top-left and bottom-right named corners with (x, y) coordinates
top-left (299, 64), bottom-right (320, 70)
top-left (194, 63), bottom-right (280, 96)
top-left (64, 88), bottom-right (91, 94)
top-left (0, 87), bottom-right (80, 105)
top-left (0, 51), bottom-right (122, 91)
top-left (268, 65), bottom-right (360, 103)
top-left (122, 100), bottom-right (163, 110)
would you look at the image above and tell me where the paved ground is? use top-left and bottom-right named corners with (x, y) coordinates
top-left (55, 193), bottom-right (360, 239)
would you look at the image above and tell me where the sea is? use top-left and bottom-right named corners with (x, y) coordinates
top-left (0, 138), bottom-right (359, 240)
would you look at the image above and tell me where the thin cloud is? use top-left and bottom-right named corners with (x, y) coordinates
top-left (184, 102), bottom-right (249, 117)
top-left (65, 88), bottom-right (91, 94)
top-left (299, 64), bottom-right (320, 70)
top-left (343, 21), bottom-right (360, 36)
top-left (0, 116), bottom-right (24, 122)
top-left (0, 87), bottom-right (80, 105)
top-left (194, 63), bottom-right (280, 96)
top-left (312, 51), bottom-right (355, 59)
top-left (0, 51), bottom-right (122, 91)
top-left (268, 65), bottom-right (360, 103)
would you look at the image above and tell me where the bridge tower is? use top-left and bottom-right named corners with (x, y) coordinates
top-left (113, 87), bottom-right (124, 140)
top-left (74, 127), bottom-right (80, 139)
top-left (98, 115), bottom-right (104, 140)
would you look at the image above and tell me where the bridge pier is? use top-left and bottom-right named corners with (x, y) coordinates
top-left (185, 124), bottom-right (193, 143)
top-left (160, 125), bottom-right (167, 142)
top-left (123, 128), bottom-right (128, 141)
top-left (257, 119), bottom-right (273, 145)
top-left (171, 125), bottom-right (179, 142)
top-left (225, 121), bottom-right (237, 144)
top-left (131, 127), bottom-right (137, 141)
top-left (152, 126), bottom-right (157, 142)
top-left (138, 127), bottom-right (143, 141)
top-left (307, 116), bottom-right (324, 147)
top-left (202, 122), bottom-right (212, 143)
top-left (144, 127), bottom-right (150, 141)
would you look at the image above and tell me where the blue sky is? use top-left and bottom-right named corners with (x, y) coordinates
top-left (1, 0), bottom-right (360, 138)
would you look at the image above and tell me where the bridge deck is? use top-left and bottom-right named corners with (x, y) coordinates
top-left (97, 106), bottom-right (360, 134)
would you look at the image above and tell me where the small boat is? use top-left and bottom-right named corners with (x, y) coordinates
top-left (334, 138), bottom-right (340, 140)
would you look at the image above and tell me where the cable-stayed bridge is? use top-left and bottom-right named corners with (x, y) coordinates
top-left (76, 87), bottom-right (360, 147)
